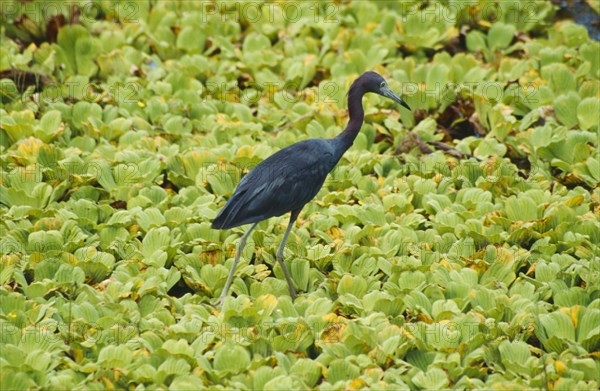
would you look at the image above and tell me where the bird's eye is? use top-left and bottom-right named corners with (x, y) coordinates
top-left (380, 81), bottom-right (386, 89)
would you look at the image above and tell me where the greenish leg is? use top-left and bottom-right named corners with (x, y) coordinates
top-left (276, 210), bottom-right (300, 301)
top-left (212, 223), bottom-right (258, 307)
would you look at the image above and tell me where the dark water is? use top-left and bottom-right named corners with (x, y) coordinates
top-left (557, 0), bottom-right (600, 41)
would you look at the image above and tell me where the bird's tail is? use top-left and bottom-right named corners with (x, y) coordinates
top-left (211, 189), bottom-right (248, 229)
top-left (211, 208), bottom-right (232, 229)
top-left (211, 215), bottom-right (226, 229)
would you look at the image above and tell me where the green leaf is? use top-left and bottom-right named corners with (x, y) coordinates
top-left (487, 23), bottom-right (516, 50)
top-left (213, 344), bottom-right (250, 374)
top-left (577, 97), bottom-right (600, 130)
top-left (505, 194), bottom-right (539, 221)
top-left (37, 110), bottom-right (62, 141)
top-left (538, 311), bottom-right (576, 352)
top-left (290, 258), bottom-right (309, 292)
top-left (326, 359), bottom-right (360, 383)
top-left (554, 288), bottom-right (590, 307)
top-left (499, 340), bottom-right (531, 367)
top-left (98, 345), bottom-right (133, 368)
top-left (157, 357), bottom-right (191, 376)
top-left (56, 25), bottom-right (99, 76)
top-left (142, 227), bottom-right (170, 255)
top-left (535, 262), bottom-right (560, 283)
top-left (71, 101), bottom-right (103, 131)
top-left (243, 33), bottom-right (271, 53)
top-left (290, 359), bottom-right (321, 388)
top-left (481, 262), bottom-right (516, 287)
top-left (474, 138), bottom-right (507, 158)
top-left (542, 63), bottom-right (577, 94)
top-left (177, 27), bottom-right (206, 52)
top-left (412, 367), bottom-right (449, 390)
top-left (554, 92), bottom-right (581, 128)
top-left (578, 309), bottom-right (600, 351)
top-left (169, 376), bottom-right (205, 390)
top-left (466, 30), bottom-right (487, 52)
top-left (337, 274), bottom-right (368, 298)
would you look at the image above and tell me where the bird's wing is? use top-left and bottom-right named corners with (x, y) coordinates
top-left (212, 139), bottom-right (337, 228)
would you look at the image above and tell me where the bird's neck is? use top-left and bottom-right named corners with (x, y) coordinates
top-left (335, 86), bottom-right (365, 154)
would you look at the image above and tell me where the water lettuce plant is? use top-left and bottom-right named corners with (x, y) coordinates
top-left (1, 0), bottom-right (598, 389)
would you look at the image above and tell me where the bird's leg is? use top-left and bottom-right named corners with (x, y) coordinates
top-left (212, 223), bottom-right (258, 307)
top-left (276, 211), bottom-right (300, 301)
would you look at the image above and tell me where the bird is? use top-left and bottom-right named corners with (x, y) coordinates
top-left (211, 71), bottom-right (411, 306)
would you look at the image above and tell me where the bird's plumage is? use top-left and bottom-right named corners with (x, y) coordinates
top-left (212, 71), bottom-right (410, 231)
top-left (212, 138), bottom-right (339, 229)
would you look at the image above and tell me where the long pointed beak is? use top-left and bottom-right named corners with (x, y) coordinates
top-left (380, 85), bottom-right (411, 111)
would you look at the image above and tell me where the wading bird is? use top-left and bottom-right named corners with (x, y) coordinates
top-left (211, 71), bottom-right (410, 306)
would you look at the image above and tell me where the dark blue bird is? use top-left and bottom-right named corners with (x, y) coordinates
top-left (211, 71), bottom-right (410, 306)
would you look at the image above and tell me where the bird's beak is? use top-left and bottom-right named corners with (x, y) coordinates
top-left (380, 85), bottom-right (411, 111)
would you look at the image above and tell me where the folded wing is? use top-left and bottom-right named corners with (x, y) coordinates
top-left (212, 139), bottom-right (337, 229)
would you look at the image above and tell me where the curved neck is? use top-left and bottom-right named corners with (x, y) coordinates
top-left (334, 84), bottom-right (365, 154)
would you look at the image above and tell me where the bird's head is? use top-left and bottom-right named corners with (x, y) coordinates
top-left (355, 71), bottom-right (411, 111)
